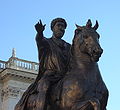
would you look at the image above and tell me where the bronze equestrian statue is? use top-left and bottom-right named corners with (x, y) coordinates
top-left (15, 19), bottom-right (109, 110)
top-left (45, 20), bottom-right (109, 110)
top-left (49, 20), bottom-right (109, 110)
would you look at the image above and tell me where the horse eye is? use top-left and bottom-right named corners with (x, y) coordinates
top-left (75, 29), bottom-right (81, 34)
top-left (84, 35), bottom-right (88, 39)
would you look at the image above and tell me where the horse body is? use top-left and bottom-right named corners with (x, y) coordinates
top-left (51, 20), bottom-right (108, 110)
top-left (59, 61), bottom-right (108, 110)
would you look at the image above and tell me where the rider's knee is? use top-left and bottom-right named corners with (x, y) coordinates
top-left (37, 79), bottom-right (50, 92)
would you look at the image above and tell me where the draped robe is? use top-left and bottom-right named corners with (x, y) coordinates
top-left (15, 34), bottom-right (71, 110)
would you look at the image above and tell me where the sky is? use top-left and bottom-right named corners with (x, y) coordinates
top-left (0, 0), bottom-right (120, 109)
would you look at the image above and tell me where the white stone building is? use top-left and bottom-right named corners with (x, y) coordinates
top-left (0, 49), bottom-right (38, 110)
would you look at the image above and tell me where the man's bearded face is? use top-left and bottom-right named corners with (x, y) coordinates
top-left (52, 22), bottom-right (66, 39)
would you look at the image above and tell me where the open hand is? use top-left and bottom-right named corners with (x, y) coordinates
top-left (35, 20), bottom-right (46, 33)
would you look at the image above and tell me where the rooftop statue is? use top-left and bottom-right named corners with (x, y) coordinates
top-left (15, 18), bottom-right (109, 110)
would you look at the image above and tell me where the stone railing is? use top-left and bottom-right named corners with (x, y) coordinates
top-left (0, 60), bottom-right (6, 69)
top-left (0, 57), bottom-right (39, 73)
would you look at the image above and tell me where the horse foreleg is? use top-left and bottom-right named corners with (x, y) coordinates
top-left (71, 100), bottom-right (90, 110)
top-left (89, 98), bottom-right (100, 110)
top-left (71, 98), bottom-right (100, 110)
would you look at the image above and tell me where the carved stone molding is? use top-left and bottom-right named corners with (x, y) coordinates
top-left (2, 86), bottom-right (21, 100)
top-left (0, 68), bottom-right (37, 82)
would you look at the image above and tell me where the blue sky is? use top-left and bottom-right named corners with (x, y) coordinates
top-left (0, 0), bottom-right (120, 109)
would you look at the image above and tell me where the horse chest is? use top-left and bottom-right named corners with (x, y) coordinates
top-left (67, 68), bottom-right (98, 94)
top-left (71, 67), bottom-right (98, 82)
top-left (64, 70), bottom-right (98, 98)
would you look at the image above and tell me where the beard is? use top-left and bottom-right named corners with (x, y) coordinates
top-left (54, 31), bottom-right (64, 39)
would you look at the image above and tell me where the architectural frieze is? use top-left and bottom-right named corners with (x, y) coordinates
top-left (2, 86), bottom-right (21, 100)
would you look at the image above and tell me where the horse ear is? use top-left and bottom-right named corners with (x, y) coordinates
top-left (86, 19), bottom-right (92, 28)
top-left (75, 24), bottom-right (81, 28)
top-left (75, 24), bottom-right (83, 29)
top-left (93, 20), bottom-right (99, 30)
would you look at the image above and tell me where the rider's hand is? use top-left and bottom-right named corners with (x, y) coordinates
top-left (35, 20), bottom-right (46, 33)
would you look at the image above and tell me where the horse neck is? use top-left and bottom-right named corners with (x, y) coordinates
top-left (70, 49), bottom-right (98, 71)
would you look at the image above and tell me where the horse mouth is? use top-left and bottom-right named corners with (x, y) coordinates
top-left (90, 53), bottom-right (101, 62)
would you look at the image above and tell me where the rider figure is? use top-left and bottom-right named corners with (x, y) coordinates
top-left (34, 18), bottom-right (71, 110)
top-left (15, 18), bottom-right (71, 110)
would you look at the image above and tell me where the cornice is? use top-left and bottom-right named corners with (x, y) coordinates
top-left (0, 68), bottom-right (38, 81)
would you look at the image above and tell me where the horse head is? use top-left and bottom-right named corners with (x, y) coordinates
top-left (72, 19), bottom-right (103, 62)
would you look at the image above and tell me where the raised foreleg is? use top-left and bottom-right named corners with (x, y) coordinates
top-left (71, 98), bottom-right (100, 110)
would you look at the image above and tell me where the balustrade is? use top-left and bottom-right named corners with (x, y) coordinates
top-left (0, 57), bottom-right (39, 72)
top-left (0, 60), bottom-right (6, 69)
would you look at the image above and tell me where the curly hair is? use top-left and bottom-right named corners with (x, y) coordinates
top-left (51, 18), bottom-right (67, 30)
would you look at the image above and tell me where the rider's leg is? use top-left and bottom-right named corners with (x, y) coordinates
top-left (36, 77), bottom-right (50, 110)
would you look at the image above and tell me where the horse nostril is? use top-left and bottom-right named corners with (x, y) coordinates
top-left (93, 49), bottom-right (96, 54)
top-left (93, 48), bottom-right (103, 56)
top-left (100, 49), bottom-right (103, 54)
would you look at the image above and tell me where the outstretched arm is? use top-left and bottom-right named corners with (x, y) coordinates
top-left (35, 20), bottom-right (48, 62)
top-left (35, 20), bottom-right (47, 51)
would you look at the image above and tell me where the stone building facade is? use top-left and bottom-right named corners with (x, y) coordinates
top-left (0, 49), bottom-right (38, 110)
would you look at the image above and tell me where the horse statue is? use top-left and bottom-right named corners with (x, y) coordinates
top-left (26, 19), bottom-right (109, 110)
top-left (48, 19), bottom-right (109, 110)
